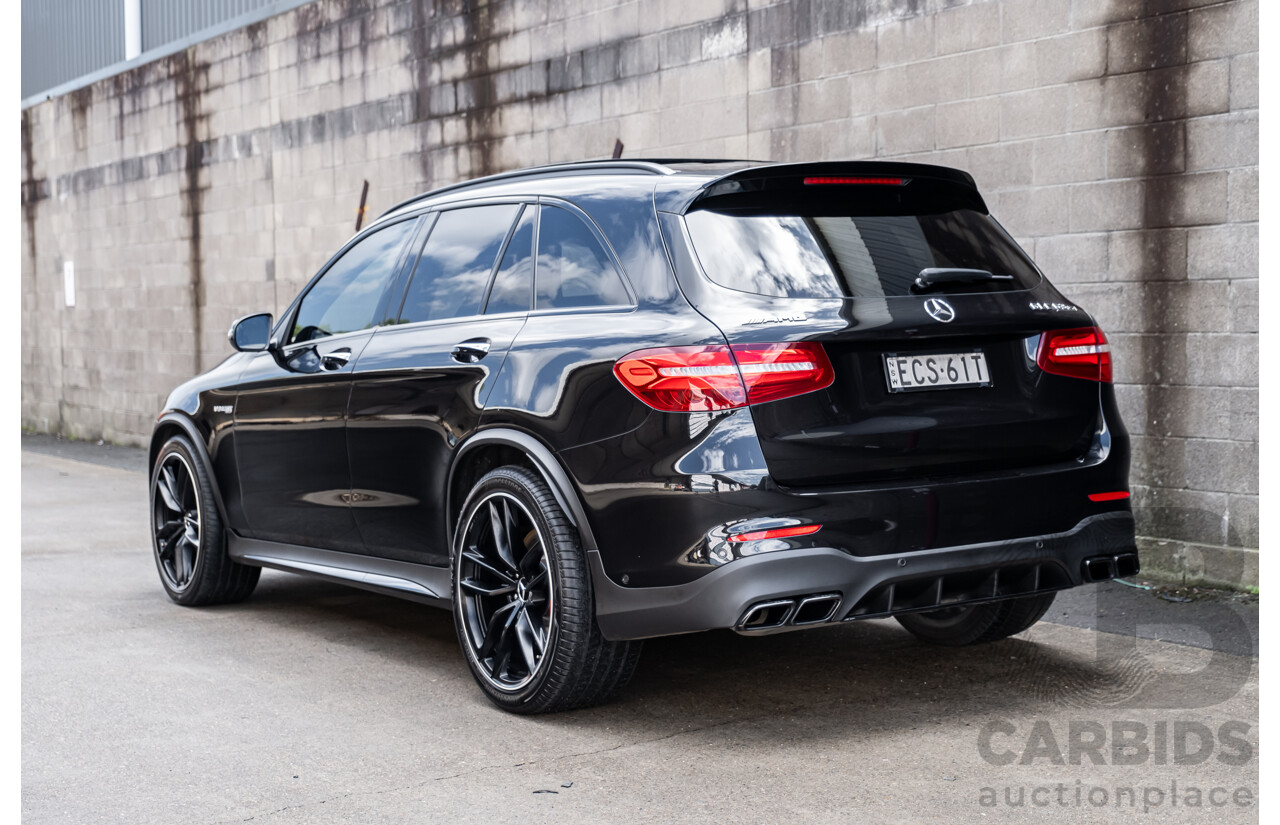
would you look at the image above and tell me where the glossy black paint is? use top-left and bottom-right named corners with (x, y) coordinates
top-left (150, 160), bottom-right (1136, 639)
top-left (233, 331), bottom-right (376, 552)
top-left (347, 313), bottom-right (526, 564)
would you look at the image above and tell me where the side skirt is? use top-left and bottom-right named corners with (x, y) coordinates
top-left (228, 534), bottom-right (453, 609)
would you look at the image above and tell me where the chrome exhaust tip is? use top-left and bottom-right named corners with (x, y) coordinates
top-left (1115, 552), bottom-right (1140, 578)
top-left (792, 593), bottom-right (842, 625)
top-left (1083, 556), bottom-right (1117, 582)
top-left (736, 599), bottom-right (796, 631)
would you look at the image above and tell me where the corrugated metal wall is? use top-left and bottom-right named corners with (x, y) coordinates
top-left (139, 0), bottom-right (280, 52)
top-left (21, 0), bottom-right (307, 100)
top-left (22, 0), bottom-right (125, 100)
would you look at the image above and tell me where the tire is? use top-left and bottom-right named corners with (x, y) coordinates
top-left (150, 434), bottom-right (260, 606)
top-left (451, 465), bottom-right (642, 713)
top-left (894, 592), bottom-right (1056, 647)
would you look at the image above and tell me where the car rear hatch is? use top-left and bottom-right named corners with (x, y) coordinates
top-left (663, 163), bottom-right (1106, 487)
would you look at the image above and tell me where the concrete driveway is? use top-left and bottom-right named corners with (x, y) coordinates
top-left (22, 445), bottom-right (1259, 824)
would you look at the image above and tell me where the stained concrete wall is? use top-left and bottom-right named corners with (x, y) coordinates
top-left (19, 0), bottom-right (1258, 585)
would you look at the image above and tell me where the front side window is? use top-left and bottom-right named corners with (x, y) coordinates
top-left (398, 204), bottom-right (521, 324)
top-left (291, 219), bottom-right (416, 343)
top-left (535, 205), bottom-right (630, 309)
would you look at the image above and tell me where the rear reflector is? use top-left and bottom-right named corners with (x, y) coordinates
top-left (803, 176), bottom-right (906, 186)
top-left (727, 524), bottom-right (822, 543)
top-left (1088, 491), bottom-right (1130, 502)
top-left (614, 342), bottom-right (834, 412)
top-left (1036, 326), bottom-right (1113, 383)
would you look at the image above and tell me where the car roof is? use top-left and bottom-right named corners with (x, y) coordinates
top-left (373, 158), bottom-right (983, 224)
top-left (374, 159), bottom-right (753, 220)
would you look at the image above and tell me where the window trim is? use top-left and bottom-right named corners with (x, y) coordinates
top-left (272, 194), bottom-right (641, 350)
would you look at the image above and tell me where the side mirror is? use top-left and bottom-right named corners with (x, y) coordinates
top-left (228, 313), bottom-right (273, 352)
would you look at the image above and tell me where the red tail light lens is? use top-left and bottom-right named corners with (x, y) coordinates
top-left (733, 342), bottom-right (836, 405)
top-left (727, 524), bottom-right (822, 543)
top-left (1088, 491), bottom-right (1130, 502)
top-left (1036, 326), bottom-right (1113, 383)
top-left (614, 342), bottom-right (834, 412)
top-left (612, 346), bottom-right (746, 412)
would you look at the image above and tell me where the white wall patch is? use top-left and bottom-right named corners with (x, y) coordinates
top-left (63, 261), bottom-right (75, 307)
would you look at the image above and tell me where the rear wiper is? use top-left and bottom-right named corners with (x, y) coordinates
top-left (912, 268), bottom-right (1014, 292)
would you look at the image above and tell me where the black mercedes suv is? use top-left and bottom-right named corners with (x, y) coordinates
top-left (149, 160), bottom-right (1137, 713)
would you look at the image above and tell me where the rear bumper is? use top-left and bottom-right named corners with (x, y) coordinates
top-left (592, 511), bottom-right (1136, 641)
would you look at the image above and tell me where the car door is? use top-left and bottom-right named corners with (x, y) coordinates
top-left (232, 215), bottom-right (421, 552)
top-left (346, 201), bottom-right (532, 565)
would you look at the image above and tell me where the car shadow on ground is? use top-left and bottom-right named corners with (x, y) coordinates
top-left (199, 570), bottom-right (1256, 743)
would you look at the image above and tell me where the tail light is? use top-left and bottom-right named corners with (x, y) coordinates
top-left (727, 524), bottom-right (822, 543)
top-left (1036, 326), bottom-right (1113, 383)
top-left (613, 342), bottom-right (834, 412)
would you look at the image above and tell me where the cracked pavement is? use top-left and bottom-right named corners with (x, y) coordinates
top-left (22, 447), bottom-right (1259, 824)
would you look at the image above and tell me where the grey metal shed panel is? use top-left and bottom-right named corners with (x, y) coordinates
top-left (22, 0), bottom-right (316, 104)
top-left (22, 0), bottom-right (126, 99)
top-left (140, 0), bottom-right (284, 52)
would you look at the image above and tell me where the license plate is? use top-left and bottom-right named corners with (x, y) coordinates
top-left (883, 351), bottom-right (991, 392)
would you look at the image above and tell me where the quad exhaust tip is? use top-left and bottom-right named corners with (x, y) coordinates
top-left (736, 593), bottom-right (842, 633)
top-left (1082, 552), bottom-right (1140, 583)
top-left (793, 593), bottom-right (842, 625)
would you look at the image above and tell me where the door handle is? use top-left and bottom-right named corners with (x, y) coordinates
top-left (451, 338), bottom-right (492, 363)
top-left (320, 347), bottom-right (353, 370)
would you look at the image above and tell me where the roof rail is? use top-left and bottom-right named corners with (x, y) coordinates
top-left (376, 160), bottom-right (678, 219)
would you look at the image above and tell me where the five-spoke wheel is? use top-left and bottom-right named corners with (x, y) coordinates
top-left (153, 451), bottom-right (202, 593)
top-left (456, 491), bottom-right (553, 691)
top-left (451, 466), bottom-right (642, 713)
top-left (149, 434), bottom-right (260, 606)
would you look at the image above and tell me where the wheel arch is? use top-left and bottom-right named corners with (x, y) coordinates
top-left (150, 413), bottom-right (230, 524)
top-left (446, 429), bottom-right (598, 554)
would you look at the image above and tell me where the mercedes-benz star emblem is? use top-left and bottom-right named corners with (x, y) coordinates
top-left (924, 298), bottom-right (956, 323)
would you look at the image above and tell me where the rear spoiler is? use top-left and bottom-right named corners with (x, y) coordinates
top-left (668, 161), bottom-right (988, 214)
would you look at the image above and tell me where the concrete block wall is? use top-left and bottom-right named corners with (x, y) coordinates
top-left (20, 0), bottom-right (1258, 585)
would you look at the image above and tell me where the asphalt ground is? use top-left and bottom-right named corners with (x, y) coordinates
top-left (22, 437), bottom-right (1260, 823)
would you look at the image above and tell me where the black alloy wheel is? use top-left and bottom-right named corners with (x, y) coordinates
top-left (149, 435), bottom-right (260, 606)
top-left (153, 451), bottom-right (202, 594)
top-left (451, 466), bottom-right (642, 713)
top-left (456, 491), bottom-right (553, 691)
top-left (895, 592), bottom-right (1057, 646)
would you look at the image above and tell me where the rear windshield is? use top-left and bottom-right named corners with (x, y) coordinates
top-left (684, 208), bottom-right (1041, 298)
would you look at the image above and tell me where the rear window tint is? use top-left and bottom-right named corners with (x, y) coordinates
top-left (485, 206), bottom-right (534, 315)
top-left (535, 205), bottom-right (630, 309)
top-left (684, 208), bottom-right (1040, 299)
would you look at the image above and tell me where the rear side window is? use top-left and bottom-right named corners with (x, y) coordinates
top-left (684, 208), bottom-right (1041, 299)
top-left (399, 204), bottom-right (520, 324)
top-left (484, 206), bottom-right (534, 315)
top-left (535, 205), bottom-right (630, 309)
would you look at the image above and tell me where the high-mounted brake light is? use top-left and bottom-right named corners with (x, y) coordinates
top-left (613, 342), bottom-right (835, 412)
top-left (1036, 326), bottom-right (1113, 383)
top-left (727, 524), bottom-right (822, 543)
top-left (803, 176), bottom-right (906, 186)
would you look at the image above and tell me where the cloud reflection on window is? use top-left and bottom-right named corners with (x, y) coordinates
top-left (399, 204), bottom-right (521, 324)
